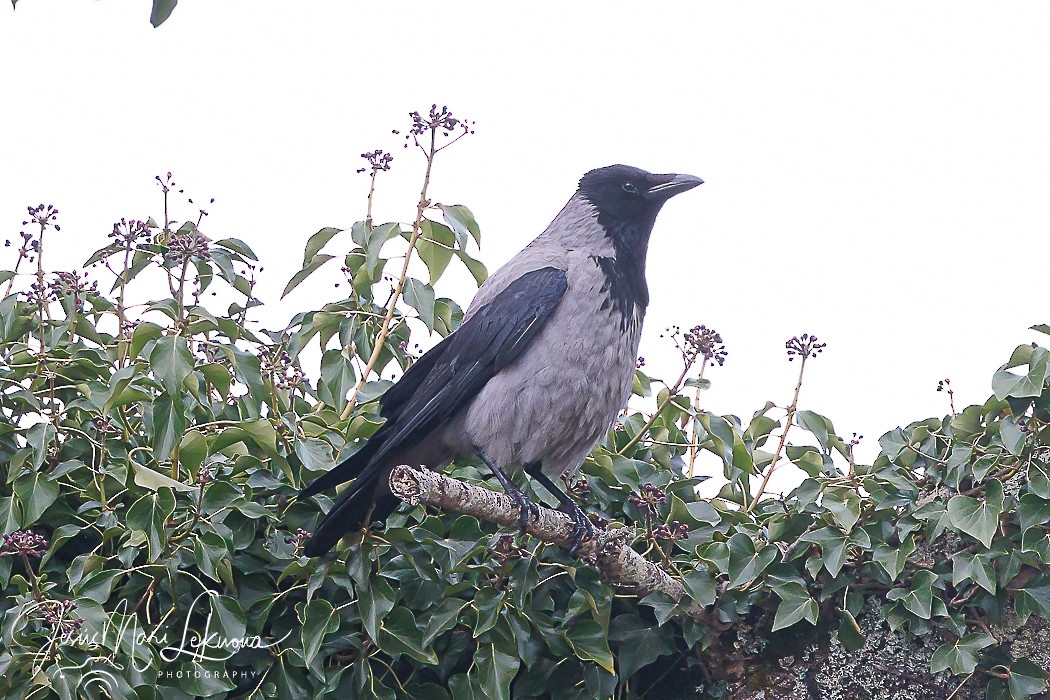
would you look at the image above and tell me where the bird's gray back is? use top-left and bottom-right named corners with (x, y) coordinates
top-left (459, 196), bottom-right (643, 478)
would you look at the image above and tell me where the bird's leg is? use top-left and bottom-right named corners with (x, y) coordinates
top-left (477, 452), bottom-right (540, 533)
top-left (524, 462), bottom-right (594, 555)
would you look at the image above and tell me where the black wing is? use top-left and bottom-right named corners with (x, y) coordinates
top-left (299, 266), bottom-right (568, 498)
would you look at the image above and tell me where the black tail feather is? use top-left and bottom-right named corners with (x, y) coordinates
top-left (299, 433), bottom-right (385, 500)
top-left (303, 467), bottom-right (399, 557)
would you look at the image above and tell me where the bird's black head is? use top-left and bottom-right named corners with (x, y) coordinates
top-left (577, 164), bottom-right (703, 231)
top-left (575, 165), bottom-right (703, 321)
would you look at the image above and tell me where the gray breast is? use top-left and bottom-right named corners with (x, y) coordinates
top-left (463, 249), bottom-right (643, 477)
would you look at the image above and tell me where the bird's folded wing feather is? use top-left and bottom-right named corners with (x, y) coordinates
top-left (369, 266), bottom-right (568, 465)
top-left (300, 266), bottom-right (568, 497)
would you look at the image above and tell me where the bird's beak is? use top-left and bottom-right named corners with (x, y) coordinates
top-left (647, 173), bottom-right (704, 199)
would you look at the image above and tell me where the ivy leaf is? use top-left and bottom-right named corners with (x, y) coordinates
top-left (951, 551), bottom-right (997, 594)
top-left (150, 0), bottom-right (177, 27)
top-left (380, 607), bottom-right (437, 665)
top-left (318, 349), bottom-right (356, 407)
top-left (302, 227), bottom-right (342, 265)
top-left (132, 462), bottom-right (195, 493)
top-left (416, 220), bottom-right (456, 283)
top-left (837, 609), bottom-right (866, 652)
top-left (769, 580), bottom-right (819, 631)
top-left (1008, 658), bottom-right (1048, 699)
top-left (438, 203), bottom-right (482, 247)
top-left (872, 536), bottom-right (915, 582)
top-left (947, 479), bottom-right (1004, 548)
top-left (727, 532), bottom-right (778, 588)
top-left (300, 598), bottom-right (339, 666)
top-left (151, 393), bottom-right (187, 461)
top-left (992, 346), bottom-right (1049, 399)
top-left (12, 472), bottom-right (59, 525)
top-left (282, 254), bottom-right (335, 299)
top-left (608, 614), bottom-right (675, 678)
top-left (823, 486), bottom-right (862, 532)
top-left (358, 576), bottom-right (396, 642)
top-left (564, 620), bottom-right (615, 675)
top-left (149, 335), bottom-right (194, 396)
top-left (476, 642), bottom-right (519, 700)
top-left (886, 570), bottom-right (937, 620)
top-left (403, 277), bottom-right (437, 333)
top-left (125, 489), bottom-right (176, 561)
top-left (213, 237), bottom-right (258, 260)
top-left (930, 633), bottom-right (995, 675)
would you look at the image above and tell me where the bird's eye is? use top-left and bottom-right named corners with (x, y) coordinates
top-left (622, 182), bottom-right (637, 193)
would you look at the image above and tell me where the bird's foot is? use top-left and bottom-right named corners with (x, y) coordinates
top-left (561, 502), bottom-right (594, 555)
top-left (505, 484), bottom-right (541, 533)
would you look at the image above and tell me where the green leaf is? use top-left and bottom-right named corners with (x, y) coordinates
top-left (318, 349), bottom-right (356, 407)
top-left (886, 570), bottom-right (937, 620)
top-left (131, 321), bottom-right (164, 358)
top-left (132, 462), bottom-right (195, 492)
top-left (837, 609), bottom-right (866, 652)
top-left (282, 254), bottom-right (335, 299)
top-left (150, 0), bottom-right (177, 27)
top-left (438, 203), bottom-right (482, 247)
top-left (151, 393), bottom-right (186, 461)
top-left (456, 249), bottom-right (489, 286)
top-left (300, 598), bottom-right (339, 666)
top-left (380, 607), bottom-right (438, 665)
top-left (770, 580), bottom-right (819, 631)
top-left (302, 226), bottom-right (343, 264)
top-left (209, 594), bottom-right (247, 643)
top-left (609, 614), bottom-right (675, 678)
top-left (364, 222), bottom-right (401, 274)
top-left (12, 472), bottom-right (59, 525)
top-left (149, 335), bottom-right (194, 395)
top-left (951, 551), bottom-right (997, 594)
top-left (564, 620), bottom-right (615, 674)
top-left (358, 576), bottom-right (395, 642)
top-left (796, 410), bottom-right (836, 453)
top-left (668, 494), bottom-right (720, 528)
top-left (872, 535), bottom-right (915, 581)
top-left (929, 633), bottom-right (995, 675)
top-left (179, 429), bottom-right (208, 471)
top-left (1021, 527), bottom-right (1050, 565)
top-left (727, 532), bottom-right (778, 588)
top-left (423, 598), bottom-right (469, 646)
top-left (214, 237), bottom-right (258, 260)
top-left (199, 362), bottom-right (232, 400)
top-left (416, 220), bottom-right (456, 283)
top-left (992, 346), bottom-right (1049, 399)
top-left (476, 642), bottom-right (519, 700)
top-left (193, 530), bottom-right (229, 582)
top-left (947, 478), bottom-right (1004, 548)
top-left (294, 437), bottom-right (334, 473)
top-left (1009, 658), bottom-right (1048, 698)
top-left (472, 588), bottom-right (504, 638)
top-left (125, 488), bottom-right (175, 560)
top-left (798, 526), bottom-right (849, 578)
top-left (224, 345), bottom-right (267, 410)
top-left (823, 486), bottom-right (861, 532)
top-left (403, 278), bottom-right (436, 332)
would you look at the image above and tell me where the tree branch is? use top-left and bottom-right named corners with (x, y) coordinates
top-left (388, 465), bottom-right (707, 621)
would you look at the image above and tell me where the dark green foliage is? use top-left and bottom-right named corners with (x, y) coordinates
top-left (1, 152), bottom-right (1049, 699)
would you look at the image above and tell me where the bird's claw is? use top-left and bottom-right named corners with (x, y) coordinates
top-left (564, 503), bottom-right (594, 556)
top-left (507, 487), bottom-right (540, 533)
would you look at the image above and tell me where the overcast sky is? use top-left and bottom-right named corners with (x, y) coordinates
top-left (2, 2), bottom-right (1049, 477)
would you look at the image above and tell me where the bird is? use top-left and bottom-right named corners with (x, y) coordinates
top-left (300, 164), bottom-right (703, 557)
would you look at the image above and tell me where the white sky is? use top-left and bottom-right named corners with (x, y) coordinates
top-left (2, 2), bottom-right (1049, 477)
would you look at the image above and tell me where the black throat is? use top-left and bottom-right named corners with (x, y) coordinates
top-left (590, 211), bottom-right (654, 329)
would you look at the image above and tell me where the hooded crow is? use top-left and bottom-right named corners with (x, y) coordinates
top-left (301, 164), bottom-right (703, 556)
